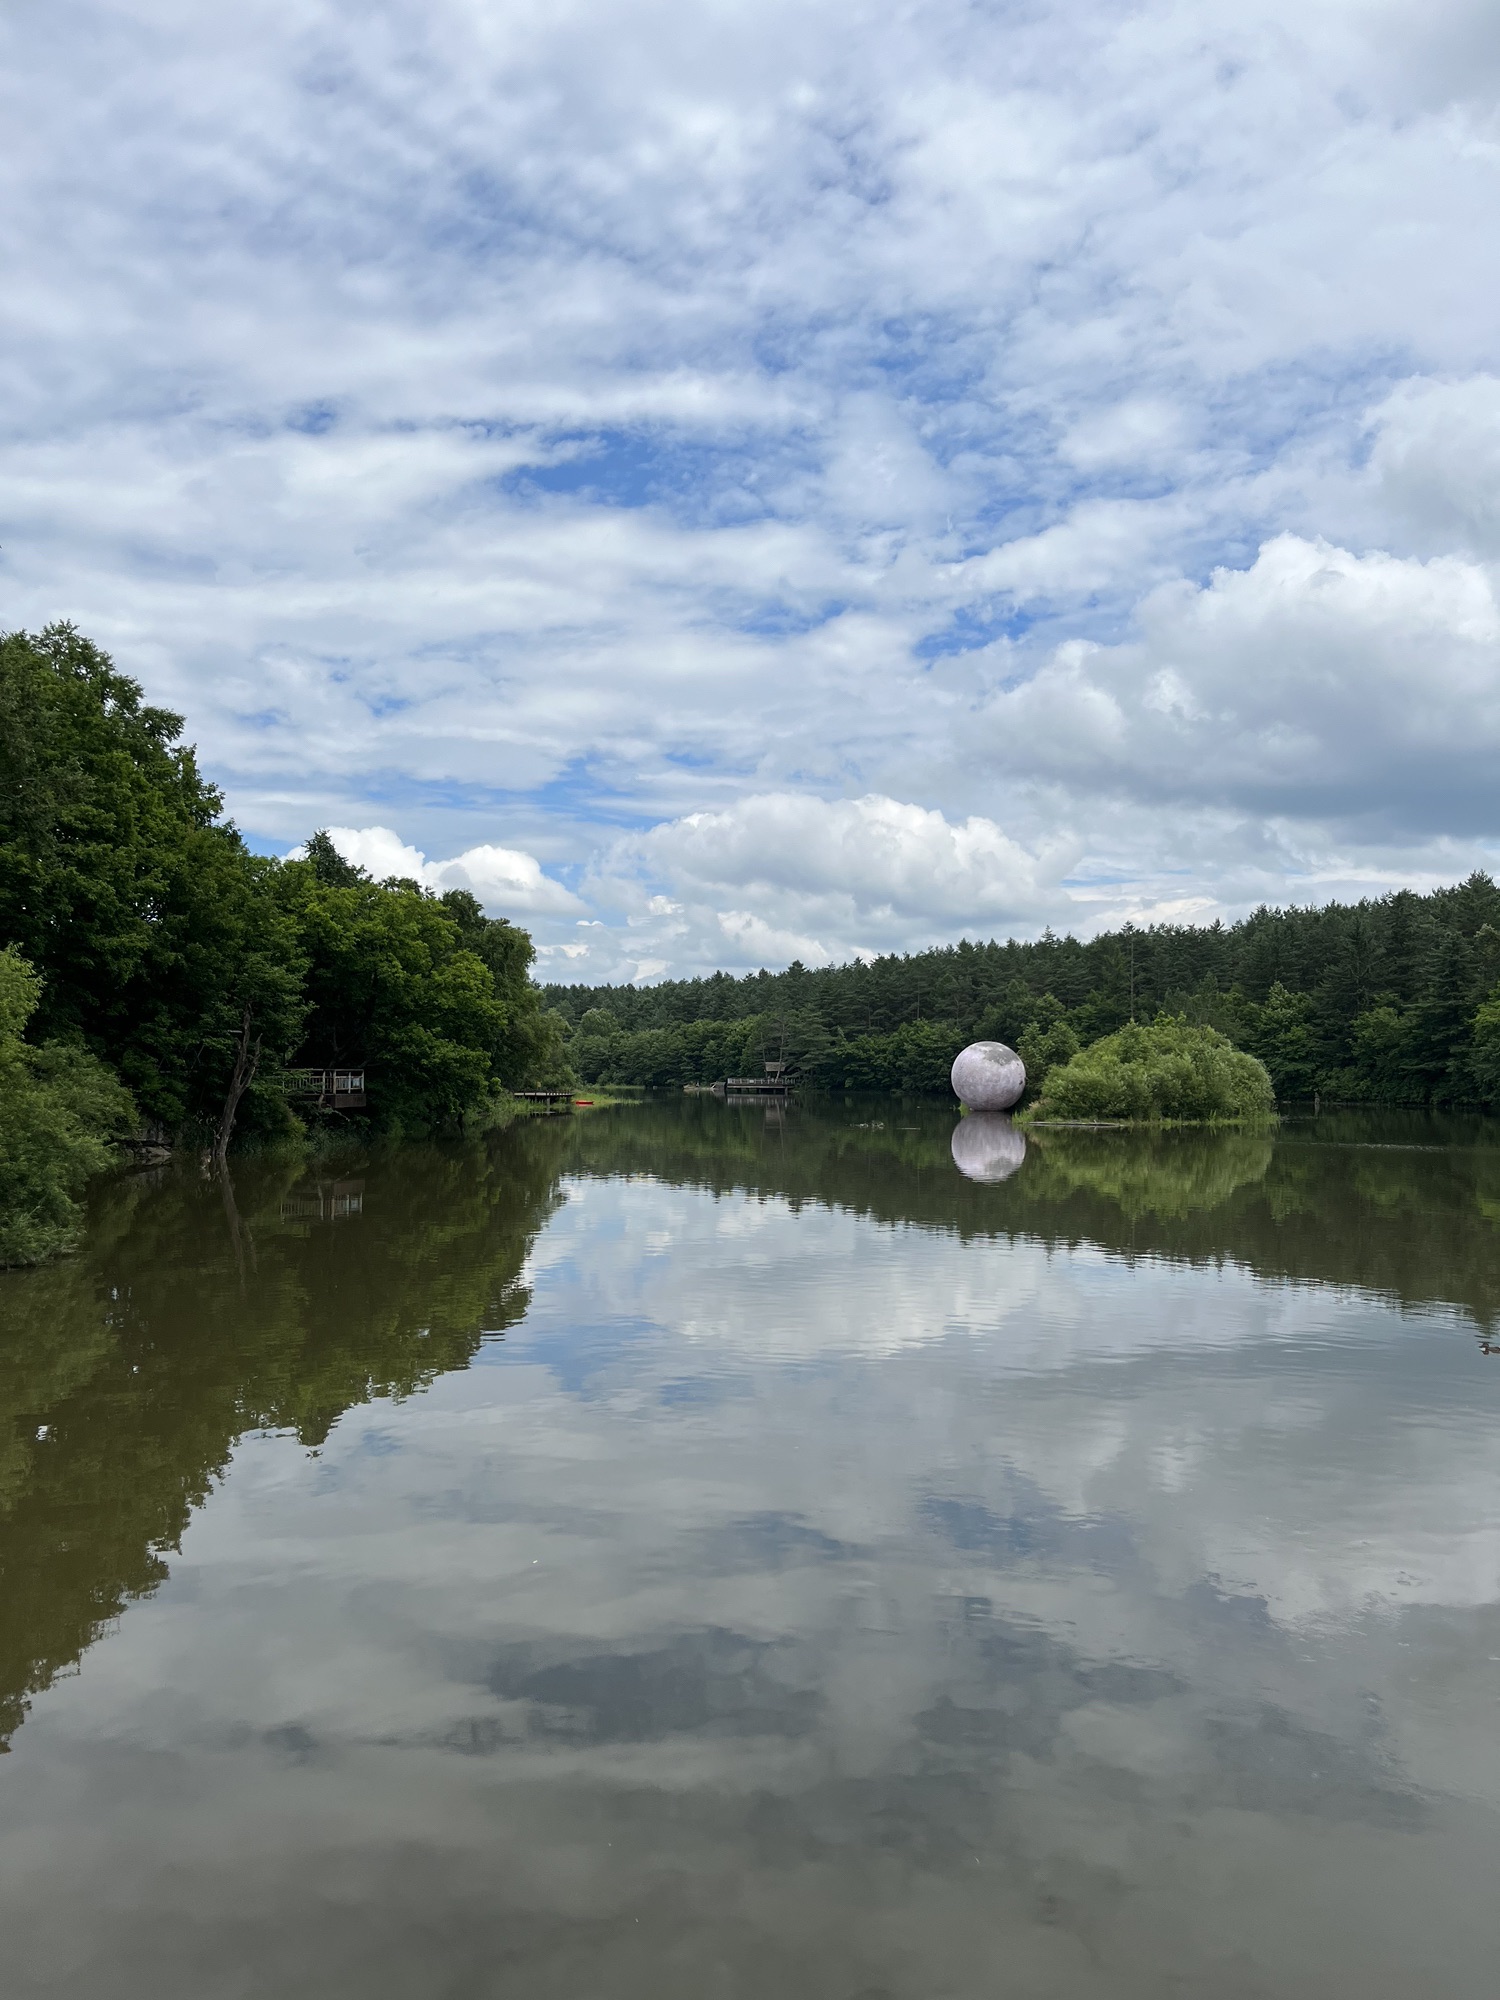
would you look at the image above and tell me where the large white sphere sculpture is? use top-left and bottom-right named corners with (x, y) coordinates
top-left (950, 1113), bottom-right (1027, 1183)
top-left (951, 1040), bottom-right (1026, 1112)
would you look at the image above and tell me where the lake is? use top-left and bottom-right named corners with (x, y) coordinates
top-left (2, 1098), bottom-right (1498, 1997)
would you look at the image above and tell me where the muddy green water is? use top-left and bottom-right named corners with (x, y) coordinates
top-left (2, 1099), bottom-right (1499, 1997)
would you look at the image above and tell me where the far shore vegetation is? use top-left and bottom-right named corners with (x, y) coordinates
top-left (548, 873), bottom-right (1500, 1114)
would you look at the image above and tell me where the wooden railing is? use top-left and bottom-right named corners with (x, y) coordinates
top-left (281, 1068), bottom-right (367, 1106)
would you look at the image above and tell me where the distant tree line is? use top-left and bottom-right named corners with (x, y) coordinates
top-left (0, 624), bottom-right (570, 1260)
top-left (547, 874), bottom-right (1500, 1106)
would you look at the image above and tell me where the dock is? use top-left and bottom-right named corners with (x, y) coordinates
top-left (723, 1062), bottom-right (790, 1102)
top-left (283, 1067), bottom-right (367, 1109)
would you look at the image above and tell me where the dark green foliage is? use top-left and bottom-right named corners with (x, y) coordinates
top-left (302, 829), bottom-right (366, 887)
top-left (1032, 1018), bottom-right (1276, 1124)
top-left (973, 976), bottom-right (1043, 1046)
top-left (1407, 929), bottom-right (1476, 1105)
top-left (0, 624), bottom-right (304, 1131)
top-left (276, 867), bottom-right (504, 1133)
top-left (813, 1020), bottom-right (964, 1093)
top-left (572, 1013), bottom-right (790, 1089)
top-left (0, 626), bottom-right (568, 1202)
top-left (0, 950), bottom-right (136, 1265)
top-left (258, 869), bottom-right (572, 1130)
top-left (1241, 983), bottom-right (1319, 1099)
top-left (570, 1011), bottom-right (968, 1094)
top-left (270, 874), bottom-right (572, 1133)
top-left (547, 870), bottom-right (1500, 1106)
top-left (1017, 1014), bottom-right (1080, 1093)
top-left (1345, 1007), bottom-right (1417, 1103)
top-left (436, 890), bottom-right (573, 1091)
top-left (1470, 991), bottom-right (1500, 1106)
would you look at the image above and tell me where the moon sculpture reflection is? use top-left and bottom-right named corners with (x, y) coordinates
top-left (950, 1113), bottom-right (1027, 1183)
top-left (950, 1040), bottom-right (1026, 1111)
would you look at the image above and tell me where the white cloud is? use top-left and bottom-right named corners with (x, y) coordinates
top-left (575, 792), bottom-right (1081, 973)
top-left (292, 827), bottom-right (583, 918)
top-left (958, 498), bottom-right (1196, 606)
top-left (631, 792), bottom-right (1073, 922)
top-left (1364, 375), bottom-right (1500, 560)
top-left (977, 534), bottom-right (1500, 834)
top-left (429, 844), bottom-right (585, 917)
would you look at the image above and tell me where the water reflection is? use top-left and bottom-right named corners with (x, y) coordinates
top-left (561, 1097), bottom-right (1500, 1333)
top-left (0, 1126), bottom-right (570, 1745)
top-left (1, 1101), bottom-right (1498, 1997)
top-left (949, 1110), bottom-right (1027, 1181)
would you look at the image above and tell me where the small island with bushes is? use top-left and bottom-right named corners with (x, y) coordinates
top-left (1020, 1017), bottom-right (1276, 1126)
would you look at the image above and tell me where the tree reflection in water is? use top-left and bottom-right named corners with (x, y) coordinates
top-left (0, 1119), bottom-right (571, 1746)
top-left (563, 1096), bottom-right (1500, 1327)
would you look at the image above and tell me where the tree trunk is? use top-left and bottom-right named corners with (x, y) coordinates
top-left (212, 1006), bottom-right (262, 1168)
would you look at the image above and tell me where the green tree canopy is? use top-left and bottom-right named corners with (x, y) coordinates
top-left (0, 950), bottom-right (136, 1266)
top-left (279, 868), bottom-right (511, 1132)
top-left (0, 626), bottom-right (307, 1133)
top-left (0, 628), bottom-right (568, 1177)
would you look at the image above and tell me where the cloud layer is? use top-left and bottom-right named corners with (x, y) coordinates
top-left (302, 828), bottom-right (582, 917)
top-left (4, 1), bottom-right (1500, 975)
top-left (590, 794), bottom-right (1078, 974)
top-left (980, 535), bottom-right (1500, 829)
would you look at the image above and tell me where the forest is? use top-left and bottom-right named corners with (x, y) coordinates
top-left (0, 624), bottom-right (570, 1262)
top-left (547, 871), bottom-right (1500, 1108)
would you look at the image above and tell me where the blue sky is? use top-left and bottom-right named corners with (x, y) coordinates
top-left (4, 0), bottom-right (1500, 979)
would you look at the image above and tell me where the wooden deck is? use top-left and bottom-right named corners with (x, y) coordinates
top-left (283, 1067), bottom-right (367, 1109)
top-left (724, 1074), bottom-right (790, 1098)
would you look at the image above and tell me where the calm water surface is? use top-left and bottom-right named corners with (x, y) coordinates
top-left (2, 1099), bottom-right (1499, 1997)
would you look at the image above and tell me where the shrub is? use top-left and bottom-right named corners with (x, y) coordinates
top-left (1017, 1016), bottom-right (1080, 1095)
top-left (0, 949), bottom-right (136, 1266)
top-left (1032, 1016), bottom-right (1275, 1125)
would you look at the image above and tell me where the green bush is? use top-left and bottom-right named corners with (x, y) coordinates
top-left (1017, 1015), bottom-right (1080, 1095)
top-left (1032, 1016), bottom-right (1275, 1125)
top-left (0, 949), bottom-right (137, 1266)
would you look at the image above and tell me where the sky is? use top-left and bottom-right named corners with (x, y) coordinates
top-left (4, 0), bottom-right (1500, 982)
